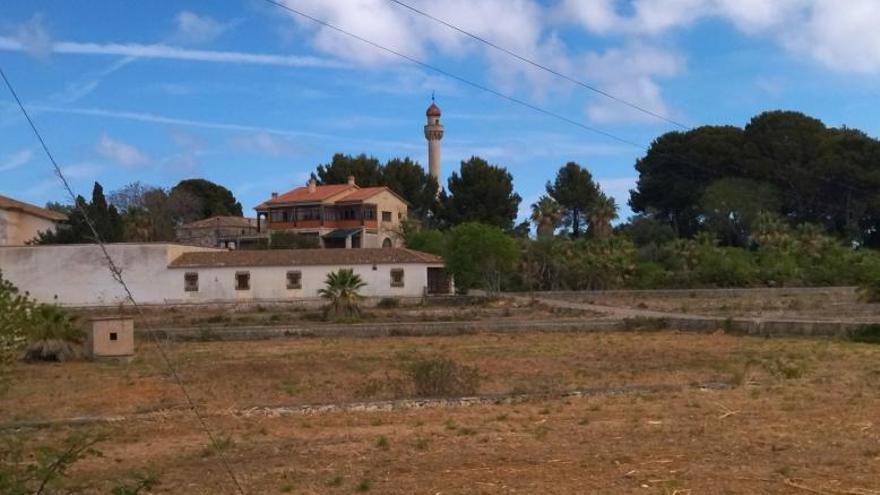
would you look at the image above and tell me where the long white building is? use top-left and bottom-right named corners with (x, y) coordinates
top-left (0, 243), bottom-right (450, 307)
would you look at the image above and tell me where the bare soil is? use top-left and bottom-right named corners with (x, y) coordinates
top-left (544, 287), bottom-right (880, 322)
top-left (3, 329), bottom-right (880, 494)
top-left (75, 297), bottom-right (595, 330)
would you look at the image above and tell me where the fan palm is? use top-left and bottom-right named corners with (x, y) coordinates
top-left (587, 193), bottom-right (618, 240)
top-left (318, 268), bottom-right (368, 320)
top-left (530, 195), bottom-right (561, 239)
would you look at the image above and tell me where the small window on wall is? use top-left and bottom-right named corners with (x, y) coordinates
top-left (286, 270), bottom-right (302, 289)
top-left (390, 268), bottom-right (405, 287)
top-left (235, 271), bottom-right (250, 290)
top-left (382, 211), bottom-right (392, 222)
top-left (184, 272), bottom-right (199, 292)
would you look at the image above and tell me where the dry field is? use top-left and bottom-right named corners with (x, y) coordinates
top-left (3, 329), bottom-right (880, 494)
top-left (547, 287), bottom-right (880, 321)
top-left (78, 297), bottom-right (594, 330)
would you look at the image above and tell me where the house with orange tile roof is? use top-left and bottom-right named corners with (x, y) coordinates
top-left (254, 176), bottom-right (408, 249)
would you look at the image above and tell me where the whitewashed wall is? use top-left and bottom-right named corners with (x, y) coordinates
top-left (170, 263), bottom-right (430, 302)
top-left (0, 244), bottom-right (438, 306)
top-left (0, 244), bottom-right (216, 306)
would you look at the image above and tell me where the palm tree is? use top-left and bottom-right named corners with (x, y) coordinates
top-left (587, 193), bottom-right (618, 240)
top-left (530, 195), bottom-right (561, 239)
top-left (318, 268), bottom-right (367, 320)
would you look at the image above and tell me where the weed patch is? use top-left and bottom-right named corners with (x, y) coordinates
top-left (851, 324), bottom-right (880, 344)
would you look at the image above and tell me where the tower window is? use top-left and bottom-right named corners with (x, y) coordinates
top-left (109, 332), bottom-right (118, 341)
top-left (382, 211), bottom-right (392, 222)
top-left (235, 271), bottom-right (250, 290)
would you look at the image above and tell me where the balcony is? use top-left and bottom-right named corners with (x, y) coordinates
top-left (261, 204), bottom-right (378, 232)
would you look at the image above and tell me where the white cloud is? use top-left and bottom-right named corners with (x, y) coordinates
top-left (276, 0), bottom-right (570, 96)
top-left (581, 44), bottom-right (685, 124)
top-left (173, 11), bottom-right (231, 44)
top-left (0, 37), bottom-right (344, 69)
top-left (32, 104), bottom-right (334, 140)
top-left (0, 148), bottom-right (33, 172)
top-left (8, 14), bottom-right (52, 57)
top-left (95, 134), bottom-right (149, 167)
top-left (560, 0), bottom-right (880, 74)
top-left (230, 132), bottom-right (300, 157)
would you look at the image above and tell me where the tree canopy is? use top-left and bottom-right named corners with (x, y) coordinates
top-left (546, 162), bottom-right (601, 237)
top-left (34, 182), bottom-right (123, 244)
top-left (629, 111), bottom-right (880, 245)
top-left (169, 179), bottom-right (242, 218)
top-left (313, 153), bottom-right (384, 187)
top-left (444, 222), bottom-right (520, 293)
top-left (439, 156), bottom-right (521, 230)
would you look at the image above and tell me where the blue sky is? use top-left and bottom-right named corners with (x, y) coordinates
top-left (2, 0), bottom-right (880, 223)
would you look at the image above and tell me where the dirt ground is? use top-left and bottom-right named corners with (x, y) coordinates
top-left (544, 287), bottom-right (880, 322)
top-left (77, 297), bottom-right (595, 330)
top-left (3, 330), bottom-right (880, 494)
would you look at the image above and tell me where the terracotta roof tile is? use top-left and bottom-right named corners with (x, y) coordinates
top-left (168, 248), bottom-right (444, 268)
top-left (334, 187), bottom-right (387, 202)
top-left (266, 184), bottom-right (354, 205)
top-left (0, 195), bottom-right (68, 222)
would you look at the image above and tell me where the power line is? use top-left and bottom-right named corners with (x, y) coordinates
top-left (0, 67), bottom-right (247, 495)
top-left (260, 0), bottom-right (646, 150)
top-left (261, 0), bottom-right (873, 196)
top-left (386, 0), bottom-right (691, 131)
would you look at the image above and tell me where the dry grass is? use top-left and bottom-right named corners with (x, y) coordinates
top-left (562, 287), bottom-right (880, 321)
top-left (3, 330), bottom-right (880, 493)
top-left (76, 297), bottom-right (594, 330)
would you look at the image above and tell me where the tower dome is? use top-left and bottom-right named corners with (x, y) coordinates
top-left (426, 102), bottom-right (441, 117)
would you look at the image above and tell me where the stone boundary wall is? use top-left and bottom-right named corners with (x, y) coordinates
top-left (511, 286), bottom-right (858, 300)
top-left (141, 315), bottom-right (871, 342)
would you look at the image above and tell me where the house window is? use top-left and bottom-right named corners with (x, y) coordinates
top-left (184, 272), bottom-right (199, 292)
top-left (109, 332), bottom-right (118, 341)
top-left (390, 268), bottom-right (405, 287)
top-left (382, 211), bottom-right (392, 222)
top-left (235, 271), bottom-right (250, 290)
top-left (286, 271), bottom-right (302, 289)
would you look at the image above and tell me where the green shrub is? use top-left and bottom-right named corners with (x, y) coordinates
top-left (852, 324), bottom-right (880, 344)
top-left (1, 271), bottom-right (81, 363)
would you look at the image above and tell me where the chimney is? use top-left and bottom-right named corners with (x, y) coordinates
top-left (308, 178), bottom-right (317, 193)
top-left (347, 175), bottom-right (356, 186)
top-left (271, 192), bottom-right (278, 199)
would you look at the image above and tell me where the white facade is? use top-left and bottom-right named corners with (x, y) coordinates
top-left (172, 263), bottom-right (430, 302)
top-left (0, 243), bottom-right (445, 307)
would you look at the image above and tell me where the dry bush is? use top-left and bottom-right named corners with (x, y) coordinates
top-left (405, 357), bottom-right (481, 398)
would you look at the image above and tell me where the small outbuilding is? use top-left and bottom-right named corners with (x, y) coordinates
top-left (86, 317), bottom-right (134, 362)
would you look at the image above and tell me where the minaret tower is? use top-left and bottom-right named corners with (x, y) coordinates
top-left (424, 94), bottom-right (444, 181)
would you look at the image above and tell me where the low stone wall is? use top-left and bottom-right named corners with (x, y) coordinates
top-left (515, 286), bottom-right (858, 300)
top-left (140, 314), bottom-right (871, 342)
top-left (141, 318), bottom-right (619, 341)
top-left (624, 315), bottom-right (862, 338)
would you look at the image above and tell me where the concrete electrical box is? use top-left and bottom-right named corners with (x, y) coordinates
top-left (86, 317), bottom-right (134, 362)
